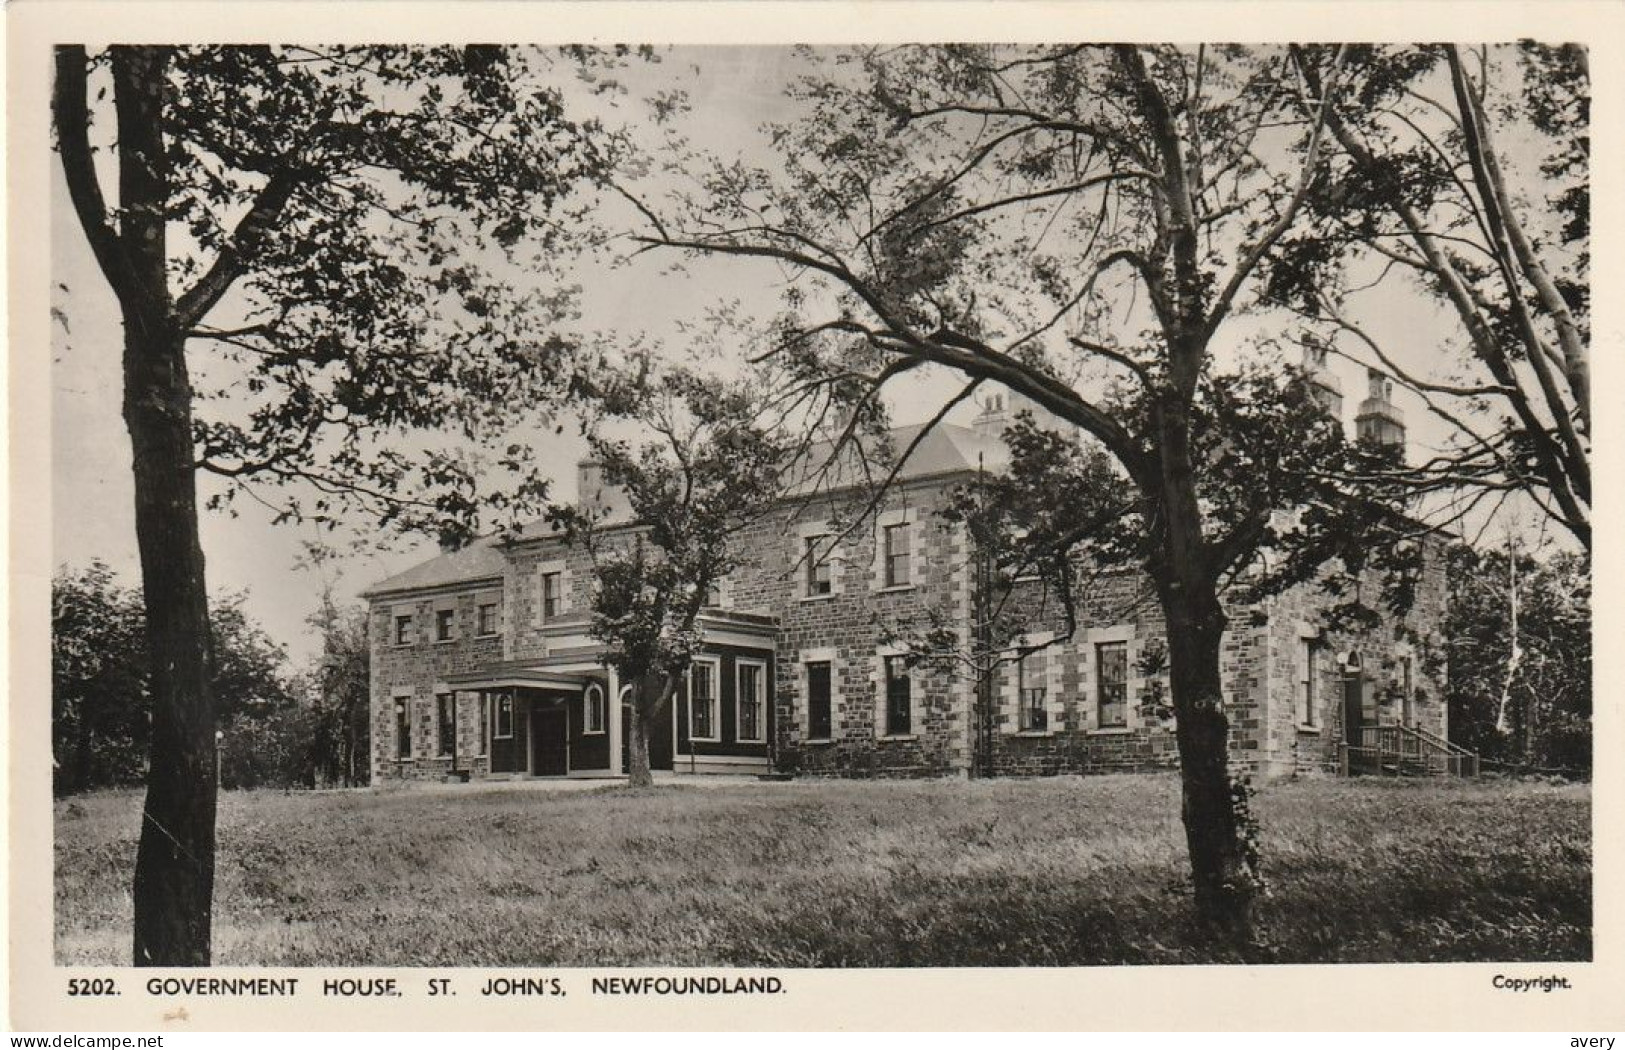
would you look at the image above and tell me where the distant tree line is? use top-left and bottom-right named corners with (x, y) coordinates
top-left (52, 562), bottom-right (370, 795)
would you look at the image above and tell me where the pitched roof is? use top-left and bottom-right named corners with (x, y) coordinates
top-left (365, 421), bottom-right (1010, 598)
top-left (361, 535), bottom-right (508, 598)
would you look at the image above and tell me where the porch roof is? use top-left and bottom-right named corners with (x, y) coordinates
top-left (443, 662), bottom-right (593, 692)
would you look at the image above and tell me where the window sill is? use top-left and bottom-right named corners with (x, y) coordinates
top-left (476, 632), bottom-right (498, 640)
top-left (1296, 724), bottom-right (1321, 735)
top-left (393, 643), bottom-right (415, 650)
top-left (1087, 727), bottom-right (1133, 736)
top-left (1015, 729), bottom-right (1055, 738)
top-left (434, 638), bottom-right (456, 646)
top-left (689, 736), bottom-right (722, 745)
top-left (582, 730), bottom-right (606, 737)
top-left (737, 738), bottom-right (767, 746)
top-left (803, 737), bottom-right (834, 746)
top-left (875, 584), bottom-right (916, 595)
top-left (799, 592), bottom-right (836, 604)
top-left (878, 733), bottom-right (919, 742)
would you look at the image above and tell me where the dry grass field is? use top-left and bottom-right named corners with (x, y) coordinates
top-left (54, 774), bottom-right (1590, 966)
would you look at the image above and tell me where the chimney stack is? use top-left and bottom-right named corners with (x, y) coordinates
top-left (1301, 341), bottom-right (1344, 420)
top-left (1355, 367), bottom-right (1406, 453)
top-left (972, 391), bottom-right (1010, 437)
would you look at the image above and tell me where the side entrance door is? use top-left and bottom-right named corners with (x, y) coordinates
top-left (1342, 674), bottom-right (1364, 747)
top-left (530, 705), bottom-right (569, 776)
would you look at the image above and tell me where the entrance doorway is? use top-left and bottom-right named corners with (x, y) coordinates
top-left (1342, 673), bottom-right (1365, 746)
top-left (530, 704), bottom-right (568, 776)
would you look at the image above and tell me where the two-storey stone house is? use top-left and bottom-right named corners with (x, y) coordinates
top-left (365, 368), bottom-right (1453, 784)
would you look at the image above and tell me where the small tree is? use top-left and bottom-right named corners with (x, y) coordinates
top-left (305, 602), bottom-right (372, 789)
top-left (551, 367), bottom-right (787, 787)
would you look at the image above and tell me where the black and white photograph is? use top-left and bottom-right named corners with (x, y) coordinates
top-left (9, 0), bottom-right (1617, 1033)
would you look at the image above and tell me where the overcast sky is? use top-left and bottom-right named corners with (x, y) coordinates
top-left (51, 45), bottom-right (1515, 666)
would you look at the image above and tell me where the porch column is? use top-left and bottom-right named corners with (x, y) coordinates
top-left (606, 667), bottom-right (624, 776)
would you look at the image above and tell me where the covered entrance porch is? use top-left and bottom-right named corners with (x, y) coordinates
top-left (444, 664), bottom-right (618, 779)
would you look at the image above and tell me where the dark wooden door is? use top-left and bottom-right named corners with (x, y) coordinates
top-left (1342, 675), bottom-right (1364, 745)
top-left (531, 706), bottom-right (568, 776)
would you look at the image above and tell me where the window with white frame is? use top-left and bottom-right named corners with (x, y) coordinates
top-left (690, 660), bottom-right (719, 741)
top-left (394, 613), bottom-right (414, 646)
top-left (435, 608), bottom-right (455, 643)
top-left (883, 655), bottom-right (912, 736)
top-left (1018, 647), bottom-right (1049, 732)
top-left (584, 683), bottom-right (606, 735)
top-left (805, 535), bottom-right (833, 596)
top-left (883, 521), bottom-right (912, 588)
top-left (493, 691), bottom-right (514, 739)
top-left (477, 601), bottom-right (498, 637)
top-left (736, 659), bottom-right (766, 742)
top-left (1096, 641), bottom-right (1129, 728)
top-left (1299, 637), bottom-right (1322, 727)
top-left (541, 571), bottom-right (563, 620)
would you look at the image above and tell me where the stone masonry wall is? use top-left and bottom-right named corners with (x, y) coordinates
top-left (371, 479), bottom-right (1451, 784)
top-left (370, 581), bottom-right (505, 781)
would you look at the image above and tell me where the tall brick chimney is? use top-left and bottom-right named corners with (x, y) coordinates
top-left (1355, 367), bottom-right (1406, 452)
top-left (1301, 340), bottom-right (1344, 421)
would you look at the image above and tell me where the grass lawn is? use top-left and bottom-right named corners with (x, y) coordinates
top-left (54, 774), bottom-right (1590, 966)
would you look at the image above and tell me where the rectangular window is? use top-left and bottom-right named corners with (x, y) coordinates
top-left (807, 661), bottom-right (832, 740)
top-left (1097, 641), bottom-right (1128, 729)
top-left (1299, 639), bottom-right (1320, 727)
top-left (703, 579), bottom-right (724, 608)
top-left (737, 661), bottom-right (765, 742)
top-left (805, 536), bottom-right (832, 596)
top-left (435, 608), bottom-right (455, 643)
top-left (1019, 649), bottom-right (1048, 732)
top-left (436, 693), bottom-right (455, 757)
top-left (884, 655), bottom-right (912, 736)
top-left (883, 522), bottom-right (912, 588)
top-left (394, 614), bottom-right (413, 646)
top-left (690, 662), bottom-right (717, 741)
top-left (1401, 655), bottom-right (1414, 725)
top-left (541, 572), bottom-right (562, 620)
top-left (585, 684), bottom-right (605, 735)
top-left (395, 699), bottom-right (412, 759)
top-left (477, 602), bottom-right (498, 637)
top-left (493, 692), bottom-right (514, 739)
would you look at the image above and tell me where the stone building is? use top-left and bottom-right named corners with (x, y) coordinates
top-left (365, 365), bottom-right (1453, 784)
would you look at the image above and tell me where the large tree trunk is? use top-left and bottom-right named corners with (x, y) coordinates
top-left (627, 703), bottom-right (653, 788)
top-left (1160, 575), bottom-right (1263, 946)
top-left (626, 673), bottom-right (675, 789)
top-left (113, 46), bottom-right (219, 967)
top-left (1149, 388), bottom-right (1265, 948)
